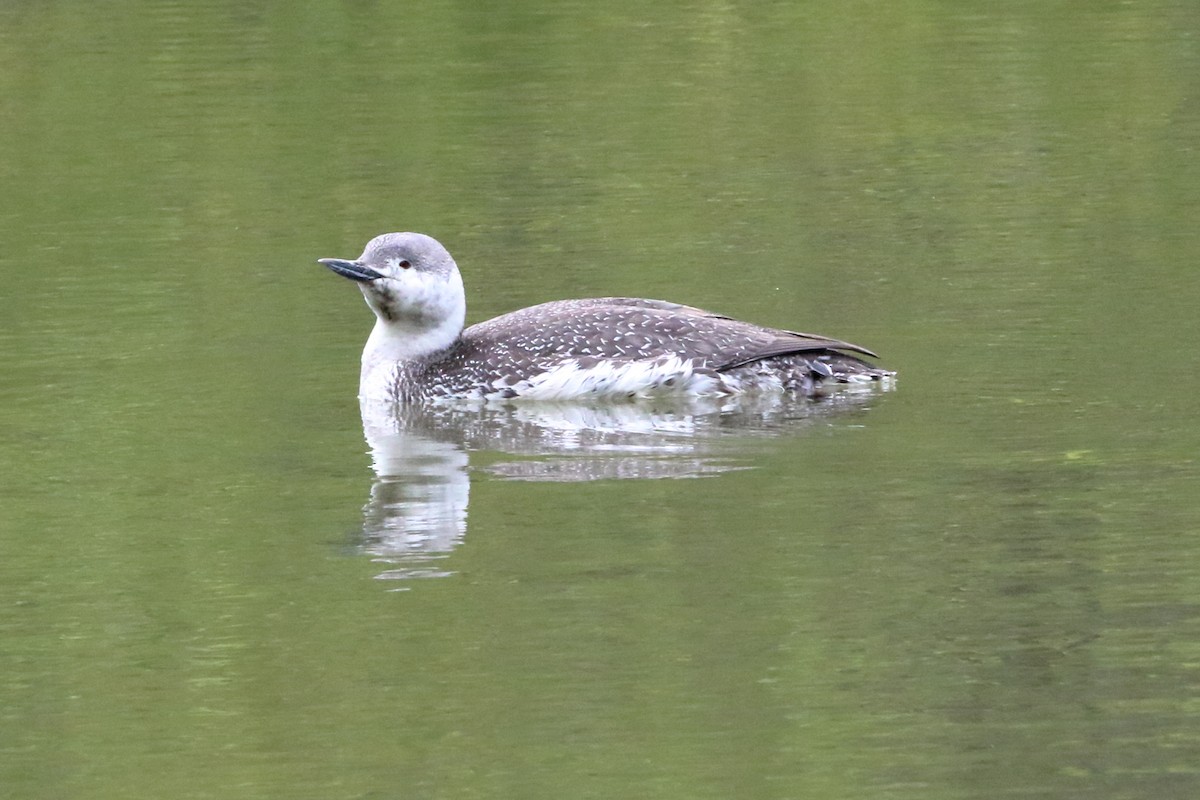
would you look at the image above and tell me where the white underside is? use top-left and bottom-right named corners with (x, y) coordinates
top-left (360, 352), bottom-right (890, 404)
top-left (486, 356), bottom-right (734, 401)
top-left (360, 360), bottom-right (405, 403)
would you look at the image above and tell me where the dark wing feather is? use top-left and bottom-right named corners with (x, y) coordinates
top-left (546, 298), bottom-right (879, 360)
top-left (460, 297), bottom-right (879, 377)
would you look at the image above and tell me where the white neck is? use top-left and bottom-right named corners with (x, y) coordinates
top-left (358, 268), bottom-right (466, 399)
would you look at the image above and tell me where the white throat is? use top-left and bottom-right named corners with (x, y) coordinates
top-left (359, 268), bottom-right (466, 399)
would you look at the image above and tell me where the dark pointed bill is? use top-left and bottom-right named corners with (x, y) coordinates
top-left (318, 258), bottom-right (384, 282)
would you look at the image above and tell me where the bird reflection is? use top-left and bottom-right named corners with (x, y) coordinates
top-left (355, 387), bottom-right (889, 583)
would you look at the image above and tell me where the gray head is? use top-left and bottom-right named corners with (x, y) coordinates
top-left (320, 232), bottom-right (455, 285)
top-left (319, 232), bottom-right (467, 358)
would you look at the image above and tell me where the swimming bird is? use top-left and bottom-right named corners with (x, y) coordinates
top-left (319, 232), bottom-right (892, 403)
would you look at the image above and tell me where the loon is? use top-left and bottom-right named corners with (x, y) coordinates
top-left (319, 232), bottom-right (892, 403)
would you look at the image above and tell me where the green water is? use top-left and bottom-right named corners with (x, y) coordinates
top-left (3, 2), bottom-right (1200, 798)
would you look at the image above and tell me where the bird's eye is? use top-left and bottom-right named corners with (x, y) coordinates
top-left (398, 259), bottom-right (412, 269)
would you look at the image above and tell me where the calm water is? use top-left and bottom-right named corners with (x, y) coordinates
top-left (3, 2), bottom-right (1200, 798)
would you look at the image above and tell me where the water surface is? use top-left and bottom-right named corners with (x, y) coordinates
top-left (2, 2), bottom-right (1200, 798)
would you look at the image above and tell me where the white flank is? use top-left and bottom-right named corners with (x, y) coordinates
top-left (501, 355), bottom-right (726, 401)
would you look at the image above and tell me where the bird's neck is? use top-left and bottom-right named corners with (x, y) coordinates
top-left (359, 307), bottom-right (465, 403)
top-left (362, 309), bottom-right (464, 366)
top-left (356, 270), bottom-right (466, 401)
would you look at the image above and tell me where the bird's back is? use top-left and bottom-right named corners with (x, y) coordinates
top-left (400, 298), bottom-right (886, 401)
